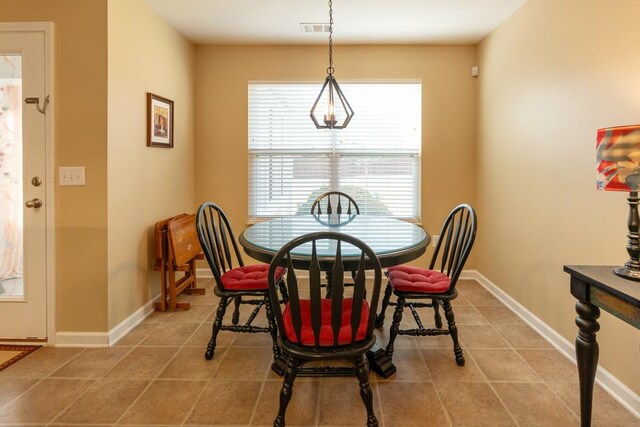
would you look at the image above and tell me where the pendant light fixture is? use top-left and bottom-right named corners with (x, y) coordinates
top-left (310, 0), bottom-right (354, 129)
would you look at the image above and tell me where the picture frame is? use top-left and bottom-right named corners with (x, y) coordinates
top-left (147, 93), bottom-right (174, 148)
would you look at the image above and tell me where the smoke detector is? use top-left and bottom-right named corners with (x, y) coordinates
top-left (300, 23), bottom-right (330, 33)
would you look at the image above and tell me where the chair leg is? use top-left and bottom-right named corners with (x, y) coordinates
top-left (205, 296), bottom-right (228, 360)
top-left (278, 279), bottom-right (289, 303)
top-left (232, 296), bottom-right (241, 325)
top-left (355, 355), bottom-right (379, 427)
top-left (433, 298), bottom-right (443, 328)
top-left (325, 270), bottom-right (333, 298)
top-left (375, 282), bottom-right (393, 328)
top-left (443, 300), bottom-right (464, 366)
top-left (273, 356), bottom-right (299, 427)
top-left (385, 296), bottom-right (405, 358)
top-left (264, 295), bottom-right (281, 359)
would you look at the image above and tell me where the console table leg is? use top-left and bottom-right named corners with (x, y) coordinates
top-left (575, 300), bottom-right (600, 427)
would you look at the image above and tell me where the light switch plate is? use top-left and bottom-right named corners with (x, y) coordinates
top-left (59, 166), bottom-right (85, 186)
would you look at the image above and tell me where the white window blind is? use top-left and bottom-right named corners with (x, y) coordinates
top-left (248, 82), bottom-right (421, 221)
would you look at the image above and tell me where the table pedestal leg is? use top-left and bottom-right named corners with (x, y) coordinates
top-left (366, 343), bottom-right (396, 378)
top-left (575, 300), bottom-right (600, 427)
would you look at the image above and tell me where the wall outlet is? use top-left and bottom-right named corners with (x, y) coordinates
top-left (59, 166), bottom-right (85, 186)
top-left (432, 234), bottom-right (439, 247)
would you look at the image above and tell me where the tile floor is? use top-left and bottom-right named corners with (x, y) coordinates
top-left (0, 278), bottom-right (639, 426)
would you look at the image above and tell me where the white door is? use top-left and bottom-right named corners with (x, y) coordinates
top-left (0, 28), bottom-right (49, 339)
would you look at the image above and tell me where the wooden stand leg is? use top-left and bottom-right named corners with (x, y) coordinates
top-left (154, 262), bottom-right (168, 311)
top-left (575, 300), bottom-right (600, 427)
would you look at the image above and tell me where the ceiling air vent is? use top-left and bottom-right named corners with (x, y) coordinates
top-left (300, 23), bottom-right (330, 33)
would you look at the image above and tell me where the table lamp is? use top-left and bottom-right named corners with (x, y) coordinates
top-left (597, 124), bottom-right (640, 280)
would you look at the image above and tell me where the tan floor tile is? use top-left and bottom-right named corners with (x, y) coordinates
top-left (468, 348), bottom-right (539, 381)
top-left (0, 347), bottom-right (83, 378)
top-left (422, 348), bottom-right (485, 381)
top-left (54, 378), bottom-right (148, 424)
top-left (233, 330), bottom-right (275, 347)
top-left (142, 310), bottom-right (172, 323)
top-left (0, 377), bottom-right (38, 407)
top-left (547, 381), bottom-right (640, 426)
top-left (187, 284), bottom-right (215, 305)
top-left (457, 325), bottom-right (510, 349)
top-left (448, 305), bottom-right (490, 325)
top-left (185, 322), bottom-right (237, 348)
top-left (114, 322), bottom-right (159, 347)
top-left (106, 346), bottom-right (179, 379)
top-left (517, 349), bottom-right (578, 382)
top-left (463, 288), bottom-right (503, 306)
top-left (50, 347), bottom-right (131, 378)
top-left (317, 377), bottom-right (379, 426)
top-left (378, 381), bottom-right (448, 426)
top-left (140, 322), bottom-right (199, 346)
top-left (435, 381), bottom-right (515, 425)
top-left (380, 347), bottom-right (430, 382)
top-left (0, 378), bottom-right (93, 423)
top-left (493, 382), bottom-right (578, 426)
top-left (414, 332), bottom-right (457, 349)
top-left (453, 293), bottom-right (472, 305)
top-left (159, 346), bottom-right (227, 379)
top-left (251, 379), bottom-right (319, 426)
top-left (494, 324), bottom-right (552, 349)
top-left (475, 305), bottom-right (525, 325)
top-left (119, 379), bottom-right (205, 425)
top-left (373, 326), bottom-right (417, 349)
top-left (166, 304), bottom-right (214, 323)
top-left (212, 346), bottom-right (273, 380)
top-left (186, 379), bottom-right (262, 425)
top-left (456, 279), bottom-right (484, 291)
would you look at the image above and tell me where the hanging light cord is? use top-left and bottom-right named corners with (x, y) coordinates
top-left (327, 0), bottom-right (334, 76)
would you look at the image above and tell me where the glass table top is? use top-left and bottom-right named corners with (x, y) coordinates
top-left (240, 215), bottom-right (429, 259)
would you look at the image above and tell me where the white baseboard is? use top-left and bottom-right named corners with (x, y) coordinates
top-left (463, 270), bottom-right (640, 419)
top-left (108, 294), bottom-right (161, 346)
top-left (197, 267), bottom-right (212, 278)
top-left (54, 294), bottom-right (160, 348)
top-left (54, 332), bottom-right (109, 347)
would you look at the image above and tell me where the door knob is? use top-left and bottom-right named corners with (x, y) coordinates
top-left (25, 198), bottom-right (42, 208)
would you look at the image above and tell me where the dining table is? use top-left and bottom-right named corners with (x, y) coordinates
top-left (239, 213), bottom-right (430, 378)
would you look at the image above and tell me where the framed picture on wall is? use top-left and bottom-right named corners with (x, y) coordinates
top-left (147, 93), bottom-right (174, 148)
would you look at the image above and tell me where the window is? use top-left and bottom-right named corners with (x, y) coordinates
top-left (248, 82), bottom-right (421, 221)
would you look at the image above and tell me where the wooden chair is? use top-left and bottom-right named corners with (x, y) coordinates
top-left (376, 204), bottom-right (477, 366)
top-left (153, 214), bottom-right (205, 311)
top-left (195, 201), bottom-right (286, 361)
top-left (267, 231), bottom-right (382, 427)
top-left (311, 191), bottom-right (360, 291)
top-left (310, 191), bottom-right (360, 215)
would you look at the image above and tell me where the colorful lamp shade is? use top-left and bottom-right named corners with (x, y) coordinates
top-left (596, 124), bottom-right (640, 281)
top-left (597, 125), bottom-right (640, 191)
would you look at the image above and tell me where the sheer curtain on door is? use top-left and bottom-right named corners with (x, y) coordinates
top-left (0, 55), bottom-right (23, 287)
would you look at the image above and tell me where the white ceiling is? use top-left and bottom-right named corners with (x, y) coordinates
top-left (143, 0), bottom-right (528, 45)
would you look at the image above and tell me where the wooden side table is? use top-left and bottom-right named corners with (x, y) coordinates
top-left (564, 265), bottom-right (640, 427)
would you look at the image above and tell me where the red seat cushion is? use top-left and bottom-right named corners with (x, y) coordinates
top-left (283, 298), bottom-right (370, 346)
top-left (387, 265), bottom-right (451, 294)
top-left (221, 264), bottom-right (285, 291)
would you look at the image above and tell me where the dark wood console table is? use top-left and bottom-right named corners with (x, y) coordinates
top-left (564, 265), bottom-right (640, 427)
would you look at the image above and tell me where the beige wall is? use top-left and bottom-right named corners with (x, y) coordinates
top-left (107, 0), bottom-right (195, 328)
top-left (478, 0), bottom-right (640, 394)
top-left (195, 45), bottom-right (478, 267)
top-left (0, 0), bottom-right (109, 332)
